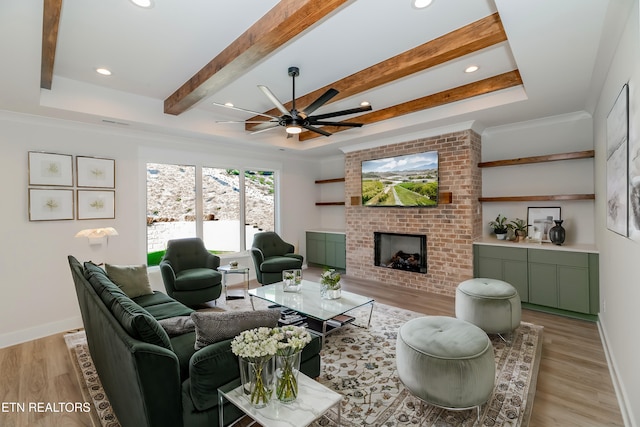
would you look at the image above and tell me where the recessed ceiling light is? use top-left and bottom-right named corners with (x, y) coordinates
top-left (96, 68), bottom-right (112, 76)
top-left (224, 102), bottom-right (234, 107)
top-left (413, 0), bottom-right (433, 9)
top-left (360, 101), bottom-right (370, 107)
top-left (130, 0), bottom-right (153, 8)
top-left (465, 65), bottom-right (479, 73)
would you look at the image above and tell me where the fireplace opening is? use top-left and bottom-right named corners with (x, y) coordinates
top-left (374, 232), bottom-right (427, 273)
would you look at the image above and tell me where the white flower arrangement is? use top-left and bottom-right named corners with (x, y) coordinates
top-left (274, 325), bottom-right (312, 356)
top-left (230, 327), bottom-right (278, 362)
top-left (320, 268), bottom-right (341, 290)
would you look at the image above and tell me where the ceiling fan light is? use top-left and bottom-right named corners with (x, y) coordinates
top-left (286, 124), bottom-right (302, 134)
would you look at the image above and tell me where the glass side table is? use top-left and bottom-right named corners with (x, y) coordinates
top-left (218, 373), bottom-right (341, 427)
top-left (217, 264), bottom-right (250, 300)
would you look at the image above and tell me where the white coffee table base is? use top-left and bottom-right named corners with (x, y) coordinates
top-left (218, 374), bottom-right (341, 427)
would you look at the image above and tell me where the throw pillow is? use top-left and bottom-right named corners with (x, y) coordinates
top-left (158, 316), bottom-right (195, 337)
top-left (105, 264), bottom-right (153, 298)
top-left (191, 309), bottom-right (280, 350)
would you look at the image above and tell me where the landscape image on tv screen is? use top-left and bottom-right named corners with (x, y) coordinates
top-left (361, 151), bottom-right (438, 207)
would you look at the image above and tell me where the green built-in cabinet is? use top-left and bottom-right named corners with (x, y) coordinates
top-left (306, 232), bottom-right (346, 270)
top-left (473, 244), bottom-right (599, 320)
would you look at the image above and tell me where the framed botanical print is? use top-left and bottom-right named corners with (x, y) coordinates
top-left (28, 152), bottom-right (73, 187)
top-left (28, 189), bottom-right (74, 221)
top-left (77, 190), bottom-right (115, 220)
top-left (76, 156), bottom-right (115, 188)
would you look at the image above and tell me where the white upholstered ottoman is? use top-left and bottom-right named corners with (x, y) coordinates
top-left (455, 278), bottom-right (521, 339)
top-left (396, 316), bottom-right (495, 418)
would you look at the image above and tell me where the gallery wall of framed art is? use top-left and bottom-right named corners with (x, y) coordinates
top-left (27, 151), bottom-right (116, 221)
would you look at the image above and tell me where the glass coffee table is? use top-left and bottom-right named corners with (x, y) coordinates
top-left (249, 279), bottom-right (374, 345)
top-left (218, 374), bottom-right (341, 427)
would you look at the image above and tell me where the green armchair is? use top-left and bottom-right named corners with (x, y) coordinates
top-left (160, 237), bottom-right (223, 306)
top-left (251, 232), bottom-right (303, 285)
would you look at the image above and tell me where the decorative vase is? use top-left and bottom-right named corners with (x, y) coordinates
top-left (275, 351), bottom-right (301, 403)
top-left (549, 220), bottom-right (566, 245)
top-left (238, 356), bottom-right (275, 408)
top-left (282, 269), bottom-right (302, 292)
top-left (320, 282), bottom-right (341, 299)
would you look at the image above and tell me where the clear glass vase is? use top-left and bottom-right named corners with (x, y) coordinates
top-left (275, 351), bottom-right (301, 403)
top-left (238, 356), bottom-right (275, 408)
top-left (320, 282), bottom-right (341, 299)
top-left (282, 269), bottom-right (302, 292)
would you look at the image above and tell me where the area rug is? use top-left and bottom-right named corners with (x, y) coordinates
top-left (64, 302), bottom-right (542, 427)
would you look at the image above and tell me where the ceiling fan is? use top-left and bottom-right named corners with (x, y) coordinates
top-left (214, 66), bottom-right (372, 137)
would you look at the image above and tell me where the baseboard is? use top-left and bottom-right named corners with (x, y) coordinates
top-left (0, 316), bottom-right (83, 349)
top-left (598, 316), bottom-right (636, 427)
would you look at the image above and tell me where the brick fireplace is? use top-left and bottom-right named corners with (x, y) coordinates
top-left (344, 129), bottom-right (482, 297)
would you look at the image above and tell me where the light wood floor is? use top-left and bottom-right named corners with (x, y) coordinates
top-left (0, 267), bottom-right (624, 427)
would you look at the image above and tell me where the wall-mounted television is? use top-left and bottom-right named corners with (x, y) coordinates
top-left (361, 150), bottom-right (438, 207)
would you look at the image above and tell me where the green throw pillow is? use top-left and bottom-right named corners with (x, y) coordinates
top-left (105, 264), bottom-right (153, 298)
top-left (191, 309), bottom-right (280, 350)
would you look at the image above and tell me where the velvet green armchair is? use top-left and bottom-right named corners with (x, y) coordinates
top-left (160, 237), bottom-right (223, 306)
top-left (251, 232), bottom-right (303, 285)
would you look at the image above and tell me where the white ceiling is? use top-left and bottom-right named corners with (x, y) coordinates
top-left (0, 0), bottom-right (630, 157)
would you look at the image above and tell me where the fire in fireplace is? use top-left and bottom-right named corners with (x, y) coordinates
top-left (374, 232), bottom-right (427, 273)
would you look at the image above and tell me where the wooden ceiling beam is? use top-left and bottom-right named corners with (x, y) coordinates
top-left (164, 0), bottom-right (353, 116)
top-left (41, 0), bottom-right (63, 89)
top-left (298, 70), bottom-right (523, 141)
top-left (246, 12), bottom-right (507, 130)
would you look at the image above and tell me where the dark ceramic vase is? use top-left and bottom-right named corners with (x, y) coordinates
top-left (549, 220), bottom-right (566, 245)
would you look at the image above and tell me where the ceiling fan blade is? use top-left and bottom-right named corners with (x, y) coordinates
top-left (215, 120), bottom-right (274, 123)
top-left (250, 123), bottom-right (281, 135)
top-left (212, 102), bottom-right (280, 120)
top-left (309, 105), bottom-right (372, 120)
top-left (308, 121), bottom-right (364, 127)
top-left (301, 88), bottom-right (339, 117)
top-left (258, 85), bottom-right (290, 116)
top-left (302, 124), bottom-right (332, 137)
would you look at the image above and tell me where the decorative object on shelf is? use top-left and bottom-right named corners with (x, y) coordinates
top-left (527, 207), bottom-right (561, 243)
top-left (549, 220), bottom-right (566, 245)
top-left (76, 156), bottom-right (115, 188)
top-left (274, 325), bottom-right (311, 403)
top-left (320, 267), bottom-right (341, 299)
top-left (606, 83), bottom-right (629, 237)
top-left (231, 328), bottom-right (278, 408)
top-left (282, 269), bottom-right (302, 292)
top-left (510, 218), bottom-right (529, 242)
top-left (28, 188), bottom-right (74, 221)
top-left (28, 151), bottom-right (73, 187)
top-left (488, 214), bottom-right (510, 240)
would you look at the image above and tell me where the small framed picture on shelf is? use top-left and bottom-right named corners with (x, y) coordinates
top-left (527, 207), bottom-right (561, 243)
top-left (76, 156), bottom-right (115, 188)
top-left (28, 188), bottom-right (74, 221)
top-left (77, 190), bottom-right (115, 220)
top-left (28, 151), bottom-right (73, 187)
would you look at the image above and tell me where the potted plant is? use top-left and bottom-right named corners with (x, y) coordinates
top-left (488, 214), bottom-right (511, 240)
top-left (510, 218), bottom-right (529, 242)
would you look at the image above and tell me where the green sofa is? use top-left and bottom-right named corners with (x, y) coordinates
top-left (67, 256), bottom-right (321, 427)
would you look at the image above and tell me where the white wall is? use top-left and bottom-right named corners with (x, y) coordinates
top-left (0, 111), bottom-right (319, 347)
top-left (481, 112), bottom-right (596, 244)
top-left (594, 1), bottom-right (640, 425)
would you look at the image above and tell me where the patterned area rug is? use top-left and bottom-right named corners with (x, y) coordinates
top-left (64, 302), bottom-right (542, 427)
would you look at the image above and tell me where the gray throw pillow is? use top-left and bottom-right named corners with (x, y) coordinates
top-left (191, 309), bottom-right (280, 350)
top-left (105, 264), bottom-right (153, 298)
top-left (157, 316), bottom-right (195, 337)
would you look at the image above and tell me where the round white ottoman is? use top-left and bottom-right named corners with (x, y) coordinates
top-left (396, 316), bottom-right (495, 415)
top-left (455, 278), bottom-right (521, 336)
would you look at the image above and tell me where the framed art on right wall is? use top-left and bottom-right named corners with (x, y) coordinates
top-left (606, 83), bottom-right (629, 236)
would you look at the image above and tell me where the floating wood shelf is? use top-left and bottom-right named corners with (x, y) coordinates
top-left (478, 150), bottom-right (594, 168)
top-left (479, 194), bottom-right (595, 202)
top-left (315, 201), bottom-right (345, 206)
top-left (315, 177), bottom-right (345, 184)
